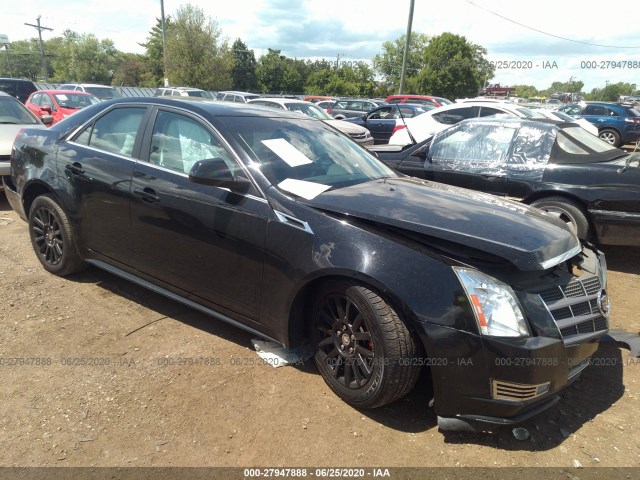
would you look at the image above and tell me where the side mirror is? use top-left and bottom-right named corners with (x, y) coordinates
top-left (41, 105), bottom-right (52, 113)
top-left (411, 144), bottom-right (428, 160)
top-left (40, 115), bottom-right (54, 126)
top-left (189, 158), bottom-right (251, 192)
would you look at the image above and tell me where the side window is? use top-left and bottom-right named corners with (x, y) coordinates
top-left (31, 93), bottom-right (42, 106)
top-left (478, 107), bottom-right (504, 117)
top-left (606, 108), bottom-right (619, 117)
top-left (368, 107), bottom-right (392, 119)
top-left (432, 107), bottom-right (478, 125)
top-left (430, 124), bottom-right (516, 169)
top-left (149, 110), bottom-right (237, 175)
top-left (74, 107), bottom-right (145, 157)
top-left (41, 94), bottom-right (55, 110)
top-left (583, 105), bottom-right (607, 116)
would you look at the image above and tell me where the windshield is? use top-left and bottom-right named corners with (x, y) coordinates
top-left (54, 93), bottom-right (101, 109)
top-left (286, 103), bottom-right (333, 120)
top-left (220, 116), bottom-right (396, 195)
top-left (85, 87), bottom-right (121, 99)
top-left (515, 107), bottom-right (546, 119)
top-left (0, 96), bottom-right (39, 124)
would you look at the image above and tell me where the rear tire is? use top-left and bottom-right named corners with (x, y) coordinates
top-left (531, 196), bottom-right (590, 240)
top-left (598, 128), bottom-right (621, 147)
top-left (28, 195), bottom-right (86, 276)
top-left (311, 280), bottom-right (422, 409)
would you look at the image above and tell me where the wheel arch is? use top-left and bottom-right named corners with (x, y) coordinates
top-left (286, 271), bottom-right (421, 350)
top-left (22, 180), bottom-right (58, 218)
top-left (524, 191), bottom-right (595, 240)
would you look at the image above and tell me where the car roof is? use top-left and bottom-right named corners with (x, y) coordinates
top-left (31, 90), bottom-right (94, 95)
top-left (58, 96), bottom-right (316, 121)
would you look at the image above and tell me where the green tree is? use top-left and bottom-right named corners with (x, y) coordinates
top-left (256, 49), bottom-right (303, 93)
top-left (49, 30), bottom-right (120, 84)
top-left (373, 33), bottom-right (430, 92)
top-left (140, 17), bottom-right (172, 87)
top-left (112, 52), bottom-right (147, 86)
top-left (587, 82), bottom-right (637, 101)
top-left (512, 84), bottom-right (539, 99)
top-left (0, 40), bottom-right (42, 80)
top-left (231, 39), bottom-right (257, 91)
top-left (541, 79), bottom-right (584, 97)
top-left (165, 3), bottom-right (233, 90)
top-left (416, 33), bottom-right (494, 99)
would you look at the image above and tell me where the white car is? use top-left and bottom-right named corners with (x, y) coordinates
top-left (248, 98), bottom-right (374, 146)
top-left (388, 100), bottom-right (546, 146)
top-left (527, 106), bottom-right (599, 136)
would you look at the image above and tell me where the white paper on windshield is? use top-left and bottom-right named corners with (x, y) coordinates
top-left (57, 94), bottom-right (68, 101)
top-left (278, 178), bottom-right (331, 200)
top-left (262, 138), bottom-right (312, 167)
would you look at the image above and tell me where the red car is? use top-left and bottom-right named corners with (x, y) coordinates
top-left (25, 90), bottom-right (100, 126)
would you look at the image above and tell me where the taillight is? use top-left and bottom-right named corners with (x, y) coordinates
top-left (326, 108), bottom-right (332, 114)
top-left (391, 125), bottom-right (406, 135)
top-left (624, 117), bottom-right (640, 123)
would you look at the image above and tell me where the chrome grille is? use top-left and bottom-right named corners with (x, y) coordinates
top-left (537, 274), bottom-right (608, 344)
top-left (348, 132), bottom-right (369, 140)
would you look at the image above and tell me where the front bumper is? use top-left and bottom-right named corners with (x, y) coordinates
top-left (418, 324), bottom-right (600, 429)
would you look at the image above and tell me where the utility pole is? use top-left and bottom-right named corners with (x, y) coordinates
top-left (24, 15), bottom-right (52, 82)
top-left (160, 0), bottom-right (168, 87)
top-left (336, 53), bottom-right (343, 70)
top-left (398, 0), bottom-right (415, 94)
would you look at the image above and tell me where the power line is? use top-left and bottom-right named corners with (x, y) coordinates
top-left (24, 15), bottom-right (53, 81)
top-left (463, 0), bottom-right (640, 49)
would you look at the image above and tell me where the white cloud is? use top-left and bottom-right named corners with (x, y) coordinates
top-left (3, 0), bottom-right (640, 91)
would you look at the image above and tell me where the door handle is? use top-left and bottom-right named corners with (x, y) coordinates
top-left (134, 187), bottom-right (160, 204)
top-left (65, 162), bottom-right (84, 175)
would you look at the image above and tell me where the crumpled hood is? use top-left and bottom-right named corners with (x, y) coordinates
top-left (304, 177), bottom-right (580, 271)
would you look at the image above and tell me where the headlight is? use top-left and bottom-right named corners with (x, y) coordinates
top-left (453, 267), bottom-right (530, 337)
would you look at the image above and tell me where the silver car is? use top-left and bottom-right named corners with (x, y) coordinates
top-left (0, 92), bottom-right (49, 180)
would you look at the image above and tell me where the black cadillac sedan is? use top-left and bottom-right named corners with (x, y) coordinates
top-left (4, 98), bottom-right (609, 432)
top-left (372, 117), bottom-right (640, 246)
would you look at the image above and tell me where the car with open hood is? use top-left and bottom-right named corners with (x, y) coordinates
top-left (372, 117), bottom-right (640, 246)
top-left (4, 97), bottom-right (609, 432)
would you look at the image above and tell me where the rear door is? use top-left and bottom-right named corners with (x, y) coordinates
top-left (58, 105), bottom-right (149, 263)
top-left (129, 107), bottom-right (269, 320)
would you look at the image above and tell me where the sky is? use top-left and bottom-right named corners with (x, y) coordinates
top-left (3, 0), bottom-right (640, 92)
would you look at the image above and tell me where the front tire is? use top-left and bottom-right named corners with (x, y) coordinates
top-left (311, 280), bottom-right (422, 408)
top-left (531, 196), bottom-right (590, 240)
top-left (28, 195), bottom-right (86, 276)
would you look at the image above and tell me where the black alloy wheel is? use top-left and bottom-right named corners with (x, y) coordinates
top-left (28, 195), bottom-right (86, 276)
top-left (312, 281), bottom-right (422, 409)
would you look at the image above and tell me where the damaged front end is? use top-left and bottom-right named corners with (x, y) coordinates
top-left (422, 242), bottom-right (609, 431)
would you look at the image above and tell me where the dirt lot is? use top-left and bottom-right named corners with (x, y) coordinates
top-left (1, 193), bottom-right (639, 471)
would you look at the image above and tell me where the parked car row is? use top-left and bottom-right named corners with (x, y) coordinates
top-left (559, 101), bottom-right (640, 147)
top-left (3, 96), bottom-right (611, 433)
top-left (247, 97), bottom-right (374, 146)
top-left (370, 117), bottom-right (640, 246)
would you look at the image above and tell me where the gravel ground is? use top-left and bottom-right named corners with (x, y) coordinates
top-left (1, 193), bottom-right (639, 472)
